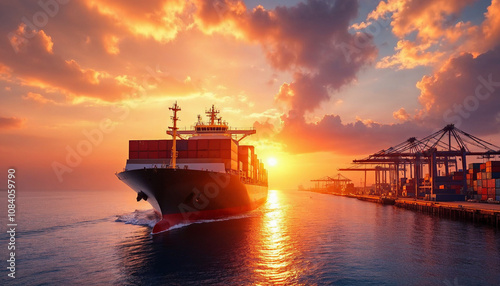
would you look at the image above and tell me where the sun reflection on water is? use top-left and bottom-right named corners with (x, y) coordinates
top-left (254, 190), bottom-right (298, 284)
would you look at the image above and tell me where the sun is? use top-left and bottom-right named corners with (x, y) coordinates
top-left (267, 157), bottom-right (278, 167)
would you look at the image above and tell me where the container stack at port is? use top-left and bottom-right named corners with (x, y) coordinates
top-left (128, 139), bottom-right (267, 184)
top-left (470, 161), bottom-right (500, 201)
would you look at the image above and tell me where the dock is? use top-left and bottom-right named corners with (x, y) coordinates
top-left (347, 194), bottom-right (500, 228)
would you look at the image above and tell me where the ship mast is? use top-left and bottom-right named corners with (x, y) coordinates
top-left (168, 102), bottom-right (181, 168)
top-left (206, 105), bottom-right (219, 125)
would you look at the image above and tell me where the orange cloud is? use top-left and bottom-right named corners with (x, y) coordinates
top-left (468, 0), bottom-right (500, 53)
top-left (277, 113), bottom-right (431, 155)
top-left (2, 26), bottom-right (134, 102)
top-left (367, 0), bottom-right (477, 69)
top-left (0, 116), bottom-right (26, 130)
top-left (85, 0), bottom-right (189, 43)
top-left (193, 0), bottom-right (247, 37)
top-left (8, 24), bottom-right (54, 54)
top-left (393, 108), bottom-right (410, 122)
top-left (376, 39), bottom-right (445, 69)
top-left (22, 92), bottom-right (58, 105)
top-left (103, 35), bottom-right (120, 55)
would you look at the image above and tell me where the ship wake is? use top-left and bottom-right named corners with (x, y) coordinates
top-left (116, 209), bottom-right (255, 232)
top-left (165, 213), bottom-right (253, 232)
top-left (115, 209), bottom-right (161, 228)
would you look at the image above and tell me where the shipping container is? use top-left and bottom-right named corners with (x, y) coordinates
top-left (139, 140), bottom-right (148, 151)
top-left (209, 150), bottom-right (221, 158)
top-left (188, 140), bottom-right (197, 150)
top-left (129, 140), bottom-right (139, 151)
top-left (177, 140), bottom-right (188, 151)
top-left (481, 195), bottom-right (488, 201)
top-left (148, 140), bottom-right (159, 151)
top-left (490, 179), bottom-right (497, 188)
top-left (220, 139), bottom-right (232, 149)
top-left (148, 151), bottom-right (159, 159)
top-left (486, 172), bottom-right (500, 179)
top-left (496, 196), bottom-right (500, 201)
top-left (198, 150), bottom-right (209, 158)
top-left (178, 150), bottom-right (188, 158)
top-left (221, 149), bottom-right (232, 159)
top-left (486, 161), bottom-right (500, 167)
top-left (158, 140), bottom-right (168, 150)
top-left (139, 151), bottom-right (148, 159)
top-left (188, 150), bottom-right (197, 158)
top-left (159, 150), bottom-right (170, 158)
top-left (197, 139), bottom-right (209, 150)
top-left (129, 151), bottom-right (139, 159)
top-left (468, 163), bottom-right (481, 170)
top-left (486, 166), bottom-right (500, 173)
top-left (480, 163), bottom-right (486, 170)
top-left (209, 139), bottom-right (221, 149)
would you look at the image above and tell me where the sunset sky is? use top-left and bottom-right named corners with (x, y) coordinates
top-left (1, 0), bottom-right (500, 191)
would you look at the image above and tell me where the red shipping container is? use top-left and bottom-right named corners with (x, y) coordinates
top-left (139, 141), bottom-right (148, 151)
top-left (209, 139), bottom-right (221, 149)
top-left (220, 139), bottom-right (232, 150)
top-left (177, 150), bottom-right (188, 158)
top-left (491, 167), bottom-right (500, 172)
top-left (139, 151), bottom-right (148, 159)
top-left (188, 150), bottom-right (197, 158)
top-left (148, 140), bottom-right (159, 151)
top-left (480, 163), bottom-right (486, 170)
top-left (148, 151), bottom-right (159, 159)
top-left (198, 150), bottom-right (209, 158)
top-left (209, 150), bottom-right (220, 158)
top-left (129, 151), bottom-right (139, 159)
top-left (221, 149), bottom-right (232, 159)
top-left (129, 141), bottom-right (139, 151)
top-left (481, 195), bottom-right (488, 201)
top-left (159, 150), bottom-right (170, 158)
top-left (198, 139), bottom-right (209, 150)
top-left (486, 161), bottom-right (500, 167)
top-left (488, 188), bottom-right (495, 195)
top-left (177, 140), bottom-right (188, 151)
top-left (159, 140), bottom-right (168, 150)
top-left (188, 140), bottom-right (197, 150)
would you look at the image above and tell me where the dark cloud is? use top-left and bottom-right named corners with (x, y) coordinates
top-left (417, 45), bottom-right (500, 134)
top-left (244, 0), bottom-right (377, 115)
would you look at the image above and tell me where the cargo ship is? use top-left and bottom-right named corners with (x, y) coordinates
top-left (116, 103), bottom-right (268, 234)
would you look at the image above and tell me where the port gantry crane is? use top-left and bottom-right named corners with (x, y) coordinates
top-left (341, 124), bottom-right (500, 198)
top-left (310, 174), bottom-right (352, 194)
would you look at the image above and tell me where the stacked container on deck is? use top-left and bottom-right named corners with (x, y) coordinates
top-left (129, 140), bottom-right (173, 159)
top-left (129, 139), bottom-right (266, 183)
top-left (238, 145), bottom-right (255, 179)
top-left (129, 139), bottom-right (238, 171)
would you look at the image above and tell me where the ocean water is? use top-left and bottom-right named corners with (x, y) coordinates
top-left (1, 189), bottom-right (500, 285)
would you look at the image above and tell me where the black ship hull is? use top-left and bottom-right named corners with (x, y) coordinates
top-left (116, 168), bottom-right (268, 234)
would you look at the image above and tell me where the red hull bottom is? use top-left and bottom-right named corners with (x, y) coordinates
top-left (152, 199), bottom-right (266, 234)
